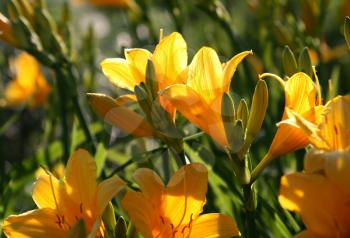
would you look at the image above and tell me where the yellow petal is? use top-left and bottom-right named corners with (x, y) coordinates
top-left (279, 173), bottom-right (350, 237)
top-left (2, 208), bottom-right (67, 238)
top-left (152, 32), bottom-right (187, 89)
top-left (324, 151), bottom-right (350, 196)
top-left (14, 53), bottom-right (40, 88)
top-left (317, 96), bottom-right (350, 150)
top-left (267, 123), bottom-right (310, 159)
top-left (87, 93), bottom-right (155, 137)
top-left (32, 73), bottom-right (51, 107)
top-left (187, 47), bottom-right (223, 103)
top-left (303, 149), bottom-right (325, 173)
top-left (124, 48), bottom-right (152, 76)
top-left (163, 163), bottom-right (208, 227)
top-left (121, 191), bottom-right (155, 238)
top-left (32, 173), bottom-right (64, 210)
top-left (284, 72), bottom-right (316, 114)
top-left (222, 50), bottom-right (252, 92)
top-left (65, 149), bottom-right (97, 214)
top-left (100, 58), bottom-right (143, 92)
top-left (96, 175), bottom-right (125, 215)
top-left (4, 80), bottom-right (30, 106)
top-left (183, 214), bottom-right (240, 238)
top-left (133, 168), bottom-right (164, 204)
top-left (161, 84), bottom-right (227, 146)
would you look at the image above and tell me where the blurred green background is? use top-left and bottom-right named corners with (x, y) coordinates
top-left (0, 0), bottom-right (349, 237)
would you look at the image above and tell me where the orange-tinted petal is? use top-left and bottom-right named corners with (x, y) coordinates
top-left (121, 191), bottom-right (155, 238)
top-left (65, 149), bottom-right (97, 215)
top-left (163, 163), bottom-right (208, 227)
top-left (2, 208), bottom-right (67, 238)
top-left (152, 32), bottom-right (187, 89)
top-left (187, 47), bottom-right (223, 104)
top-left (324, 151), bottom-right (350, 196)
top-left (184, 214), bottom-right (240, 238)
top-left (279, 173), bottom-right (350, 237)
top-left (222, 51), bottom-right (252, 92)
top-left (96, 175), bottom-right (125, 215)
top-left (133, 168), bottom-right (164, 204)
top-left (87, 93), bottom-right (155, 137)
top-left (161, 84), bottom-right (227, 146)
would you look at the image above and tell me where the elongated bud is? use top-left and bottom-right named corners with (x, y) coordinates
top-left (115, 217), bottom-right (127, 238)
top-left (221, 92), bottom-right (235, 123)
top-left (282, 45), bottom-right (298, 76)
top-left (221, 93), bottom-right (244, 153)
top-left (102, 202), bottom-right (117, 237)
top-left (145, 59), bottom-right (158, 101)
top-left (345, 17), bottom-right (350, 49)
top-left (65, 219), bottom-right (87, 238)
top-left (0, 14), bottom-right (17, 46)
top-left (135, 83), bottom-right (152, 119)
top-left (246, 80), bottom-right (268, 143)
top-left (298, 47), bottom-right (312, 76)
top-left (236, 98), bottom-right (249, 130)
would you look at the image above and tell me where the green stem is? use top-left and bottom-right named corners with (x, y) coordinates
top-left (243, 184), bottom-right (257, 238)
top-left (54, 68), bottom-right (70, 162)
top-left (250, 153), bottom-right (273, 184)
top-left (66, 64), bottom-right (97, 153)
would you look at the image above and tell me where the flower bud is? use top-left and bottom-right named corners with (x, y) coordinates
top-left (282, 45), bottom-right (298, 76)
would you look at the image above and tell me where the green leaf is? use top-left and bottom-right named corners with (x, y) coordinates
top-left (282, 45), bottom-right (298, 76)
top-left (298, 47), bottom-right (312, 76)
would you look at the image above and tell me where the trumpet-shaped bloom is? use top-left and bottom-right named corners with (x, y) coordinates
top-left (3, 52), bottom-right (51, 108)
top-left (122, 163), bottom-right (239, 238)
top-left (89, 32), bottom-right (187, 136)
top-left (283, 95), bottom-right (350, 152)
top-left (264, 72), bottom-right (322, 160)
top-left (2, 149), bottom-right (125, 237)
top-left (161, 47), bottom-right (252, 147)
top-left (279, 150), bottom-right (350, 237)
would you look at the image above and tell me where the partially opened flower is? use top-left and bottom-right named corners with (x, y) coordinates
top-left (161, 47), bottom-right (252, 147)
top-left (279, 96), bottom-right (350, 237)
top-left (284, 95), bottom-right (350, 152)
top-left (2, 52), bottom-right (51, 108)
top-left (88, 32), bottom-right (187, 137)
top-left (122, 163), bottom-right (239, 238)
top-left (260, 72), bottom-right (322, 161)
top-left (2, 149), bottom-right (125, 237)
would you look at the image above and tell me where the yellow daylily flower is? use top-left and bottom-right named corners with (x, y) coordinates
top-left (89, 32), bottom-right (188, 136)
top-left (283, 95), bottom-right (350, 152)
top-left (0, 13), bottom-right (17, 47)
top-left (279, 150), bottom-right (350, 237)
top-left (2, 52), bottom-right (51, 108)
top-left (161, 47), bottom-right (252, 147)
top-left (122, 163), bottom-right (240, 238)
top-left (2, 149), bottom-right (125, 238)
top-left (261, 72), bottom-right (322, 161)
